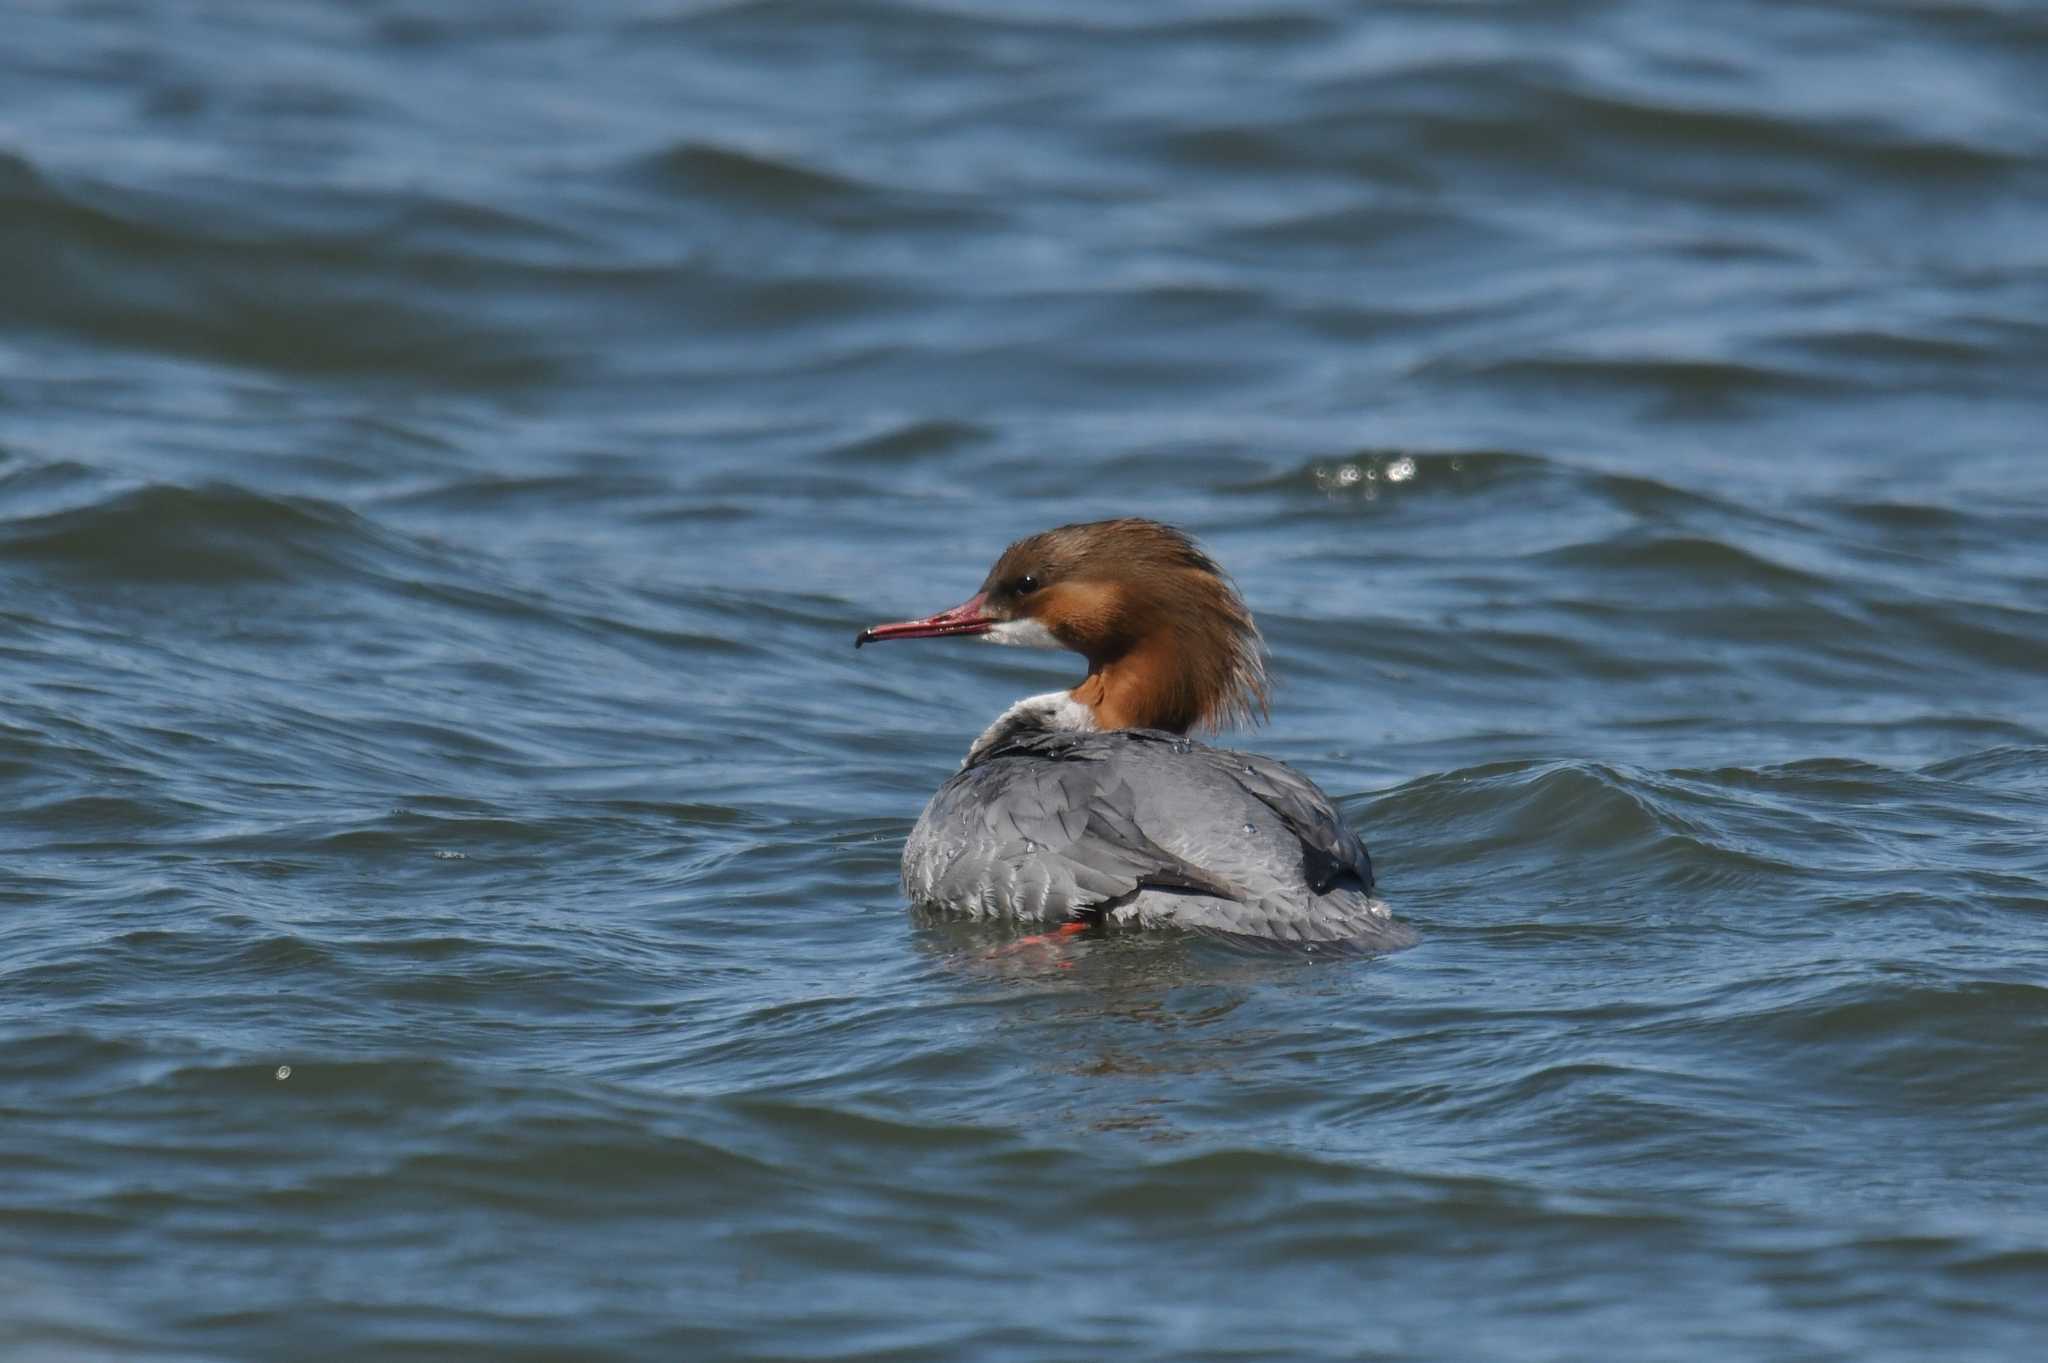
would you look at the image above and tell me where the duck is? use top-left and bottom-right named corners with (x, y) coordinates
top-left (857, 518), bottom-right (1404, 946)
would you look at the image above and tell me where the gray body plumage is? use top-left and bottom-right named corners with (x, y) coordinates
top-left (903, 724), bottom-right (1404, 945)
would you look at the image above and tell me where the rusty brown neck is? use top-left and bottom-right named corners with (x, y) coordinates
top-left (1070, 634), bottom-right (1204, 734)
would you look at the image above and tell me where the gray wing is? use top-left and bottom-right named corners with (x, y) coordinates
top-left (1105, 740), bottom-right (1396, 942)
top-left (1224, 750), bottom-right (1376, 895)
top-left (902, 737), bottom-right (1239, 922)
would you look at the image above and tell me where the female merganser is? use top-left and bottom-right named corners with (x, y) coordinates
top-left (857, 518), bottom-right (1406, 946)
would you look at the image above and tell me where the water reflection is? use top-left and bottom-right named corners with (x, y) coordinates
top-left (908, 908), bottom-right (1406, 1142)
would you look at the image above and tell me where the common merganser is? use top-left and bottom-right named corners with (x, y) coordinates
top-left (857, 518), bottom-right (1407, 946)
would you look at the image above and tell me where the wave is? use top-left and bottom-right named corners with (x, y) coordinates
top-left (1369, 749), bottom-right (2046, 901)
top-left (623, 137), bottom-right (991, 236)
top-left (0, 481), bottom-right (415, 586)
top-left (0, 151), bottom-right (567, 386)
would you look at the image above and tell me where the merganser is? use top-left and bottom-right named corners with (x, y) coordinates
top-left (856, 518), bottom-right (1407, 946)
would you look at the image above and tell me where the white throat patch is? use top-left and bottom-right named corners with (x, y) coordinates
top-left (981, 617), bottom-right (1062, 649)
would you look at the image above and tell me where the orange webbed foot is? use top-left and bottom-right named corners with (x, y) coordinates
top-left (988, 919), bottom-right (1093, 957)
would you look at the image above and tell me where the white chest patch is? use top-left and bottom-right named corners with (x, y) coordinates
top-left (981, 617), bottom-right (1062, 649)
top-left (964, 690), bottom-right (1097, 765)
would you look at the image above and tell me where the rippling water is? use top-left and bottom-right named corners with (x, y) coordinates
top-left (5, 1), bottom-right (2047, 1358)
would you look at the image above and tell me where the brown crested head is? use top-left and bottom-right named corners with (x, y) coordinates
top-left (975, 518), bottom-right (1268, 734)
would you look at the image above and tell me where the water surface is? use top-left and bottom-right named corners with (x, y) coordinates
top-left (3, 2), bottom-right (2047, 1359)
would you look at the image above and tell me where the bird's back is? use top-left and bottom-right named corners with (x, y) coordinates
top-left (903, 727), bottom-right (1406, 945)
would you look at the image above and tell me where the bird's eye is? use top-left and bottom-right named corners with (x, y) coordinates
top-left (1015, 574), bottom-right (1040, 595)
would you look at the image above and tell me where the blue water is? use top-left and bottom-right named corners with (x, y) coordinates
top-left (4, 2), bottom-right (2047, 1359)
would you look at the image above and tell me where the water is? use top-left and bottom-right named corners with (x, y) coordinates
top-left (4, 1), bottom-right (2046, 1358)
